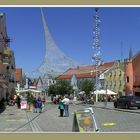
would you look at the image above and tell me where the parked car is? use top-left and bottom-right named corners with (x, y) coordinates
top-left (114, 96), bottom-right (140, 109)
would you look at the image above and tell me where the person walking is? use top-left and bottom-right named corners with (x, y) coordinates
top-left (33, 95), bottom-right (38, 113)
top-left (41, 94), bottom-right (46, 112)
top-left (37, 94), bottom-right (42, 113)
top-left (62, 96), bottom-right (70, 117)
top-left (16, 94), bottom-right (21, 109)
top-left (58, 97), bottom-right (65, 117)
top-left (104, 96), bottom-right (108, 108)
top-left (13, 94), bottom-right (17, 106)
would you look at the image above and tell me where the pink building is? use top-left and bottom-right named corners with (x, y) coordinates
top-left (125, 51), bottom-right (140, 96)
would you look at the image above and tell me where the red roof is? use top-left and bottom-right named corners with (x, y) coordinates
top-left (56, 62), bottom-right (114, 80)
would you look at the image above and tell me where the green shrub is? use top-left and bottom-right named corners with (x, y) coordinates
top-left (26, 92), bottom-right (34, 105)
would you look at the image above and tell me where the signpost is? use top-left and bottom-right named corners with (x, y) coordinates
top-left (20, 98), bottom-right (27, 110)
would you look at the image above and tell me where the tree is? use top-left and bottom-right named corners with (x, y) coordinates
top-left (26, 92), bottom-right (34, 105)
top-left (80, 80), bottom-right (94, 98)
top-left (48, 80), bottom-right (74, 96)
top-left (48, 84), bottom-right (57, 96)
top-left (56, 80), bottom-right (74, 96)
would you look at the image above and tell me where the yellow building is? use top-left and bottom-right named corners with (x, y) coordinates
top-left (104, 60), bottom-right (125, 96)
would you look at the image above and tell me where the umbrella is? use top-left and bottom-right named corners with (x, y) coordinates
top-left (78, 91), bottom-right (85, 94)
top-left (93, 89), bottom-right (117, 95)
top-left (106, 89), bottom-right (117, 95)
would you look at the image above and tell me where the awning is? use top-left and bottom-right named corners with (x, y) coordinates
top-left (16, 89), bottom-right (42, 93)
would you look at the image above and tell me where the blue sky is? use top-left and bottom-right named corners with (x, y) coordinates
top-left (0, 7), bottom-right (140, 74)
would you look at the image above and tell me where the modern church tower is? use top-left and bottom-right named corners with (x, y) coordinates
top-left (31, 8), bottom-right (80, 78)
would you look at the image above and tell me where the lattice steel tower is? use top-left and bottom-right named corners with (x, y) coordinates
top-left (92, 8), bottom-right (101, 101)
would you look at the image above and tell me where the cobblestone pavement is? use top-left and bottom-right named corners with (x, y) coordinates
top-left (0, 105), bottom-right (32, 132)
top-left (27, 103), bottom-right (140, 132)
top-left (1, 103), bottom-right (140, 132)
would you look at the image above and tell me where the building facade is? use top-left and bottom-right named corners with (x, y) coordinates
top-left (104, 61), bottom-right (125, 96)
top-left (0, 13), bottom-right (16, 101)
top-left (132, 52), bottom-right (140, 96)
top-left (125, 51), bottom-right (140, 96)
top-left (56, 62), bottom-right (114, 91)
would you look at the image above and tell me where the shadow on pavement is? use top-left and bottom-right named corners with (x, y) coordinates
top-left (0, 106), bottom-right (6, 114)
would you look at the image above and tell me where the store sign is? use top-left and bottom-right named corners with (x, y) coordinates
top-left (4, 47), bottom-right (10, 55)
top-left (20, 98), bottom-right (27, 110)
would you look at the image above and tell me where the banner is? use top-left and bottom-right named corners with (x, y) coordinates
top-left (4, 47), bottom-right (10, 55)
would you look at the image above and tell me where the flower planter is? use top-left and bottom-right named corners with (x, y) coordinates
top-left (27, 104), bottom-right (33, 111)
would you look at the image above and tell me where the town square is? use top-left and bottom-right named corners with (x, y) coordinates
top-left (0, 7), bottom-right (140, 132)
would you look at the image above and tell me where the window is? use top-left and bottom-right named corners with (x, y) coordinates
top-left (133, 76), bottom-right (136, 83)
top-left (126, 76), bottom-right (129, 83)
top-left (119, 71), bottom-right (121, 76)
top-left (114, 71), bottom-right (116, 76)
top-left (114, 81), bottom-right (116, 86)
top-left (119, 80), bottom-right (122, 86)
top-left (110, 81), bottom-right (112, 86)
top-left (106, 81), bottom-right (108, 86)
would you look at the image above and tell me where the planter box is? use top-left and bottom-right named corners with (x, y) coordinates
top-left (27, 104), bottom-right (33, 111)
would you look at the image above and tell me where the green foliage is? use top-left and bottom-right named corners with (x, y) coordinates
top-left (48, 80), bottom-right (74, 96)
top-left (48, 84), bottom-right (57, 95)
top-left (98, 94), bottom-right (104, 102)
top-left (26, 92), bottom-right (34, 105)
top-left (56, 80), bottom-right (74, 95)
top-left (80, 80), bottom-right (94, 97)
